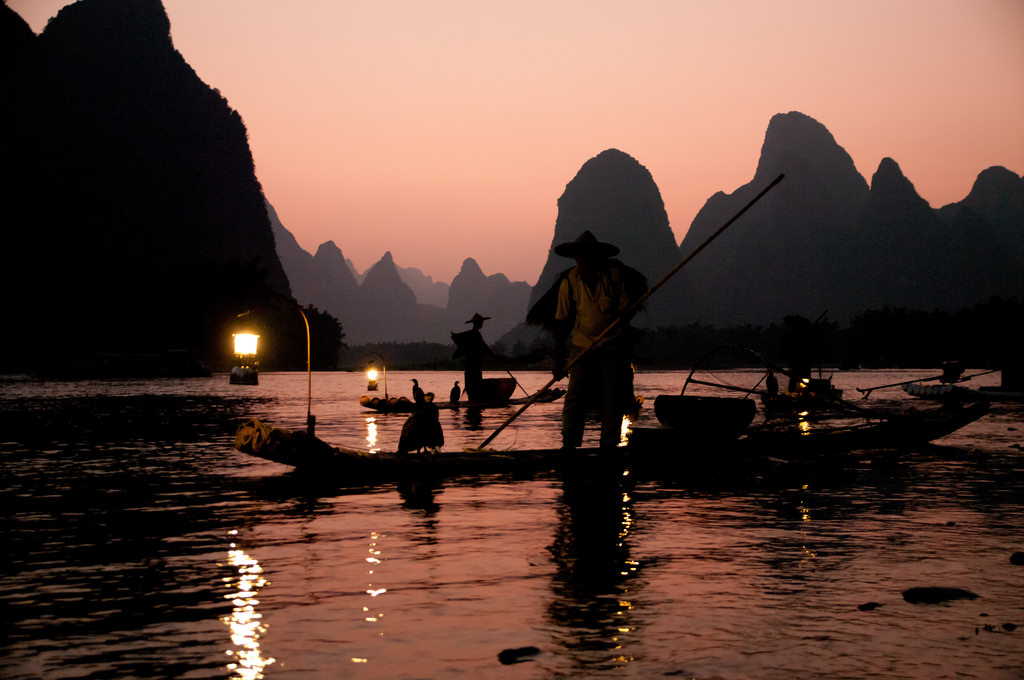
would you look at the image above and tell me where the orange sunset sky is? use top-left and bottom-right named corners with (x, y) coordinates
top-left (9, 0), bottom-right (1024, 285)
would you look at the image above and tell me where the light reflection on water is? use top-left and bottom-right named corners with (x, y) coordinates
top-left (364, 416), bottom-right (379, 453)
top-left (1, 369), bottom-right (1023, 679)
top-left (222, 530), bottom-right (275, 679)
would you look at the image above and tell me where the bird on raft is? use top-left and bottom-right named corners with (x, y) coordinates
top-left (411, 378), bottom-right (425, 403)
top-left (450, 380), bottom-right (461, 404)
top-left (398, 390), bottom-right (444, 454)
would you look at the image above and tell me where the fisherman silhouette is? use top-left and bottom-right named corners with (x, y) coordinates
top-left (780, 314), bottom-right (825, 392)
top-left (450, 380), bottom-right (461, 404)
top-left (527, 230), bottom-right (647, 450)
top-left (411, 378), bottom-right (425, 403)
top-left (451, 313), bottom-right (493, 401)
top-left (398, 390), bottom-right (444, 454)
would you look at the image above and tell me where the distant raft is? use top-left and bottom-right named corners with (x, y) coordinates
top-left (359, 385), bottom-right (565, 413)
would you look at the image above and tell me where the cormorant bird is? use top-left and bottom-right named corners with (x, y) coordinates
top-left (398, 391), bottom-right (444, 454)
top-left (411, 378), bottom-right (425, 403)
top-left (450, 380), bottom-right (461, 404)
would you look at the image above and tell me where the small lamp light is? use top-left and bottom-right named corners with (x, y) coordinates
top-left (364, 354), bottom-right (388, 398)
top-left (230, 332), bottom-right (260, 385)
top-left (233, 333), bottom-right (259, 357)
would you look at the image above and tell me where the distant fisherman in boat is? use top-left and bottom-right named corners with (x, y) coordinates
top-left (530, 230), bottom-right (647, 450)
top-left (451, 313), bottom-right (493, 401)
top-left (780, 314), bottom-right (828, 392)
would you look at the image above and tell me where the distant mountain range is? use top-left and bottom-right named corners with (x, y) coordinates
top-left (270, 201), bottom-right (531, 345)
top-left (2, 0), bottom-right (1020, 369)
top-left (275, 111), bottom-right (1022, 344)
top-left (671, 111), bottom-right (1023, 328)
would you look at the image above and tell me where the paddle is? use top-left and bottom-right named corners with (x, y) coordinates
top-left (472, 173), bottom-right (786, 451)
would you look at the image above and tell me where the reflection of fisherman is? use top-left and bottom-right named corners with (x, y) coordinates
top-left (546, 471), bottom-right (638, 643)
top-left (531, 231), bottom-right (647, 450)
top-left (451, 313), bottom-right (493, 401)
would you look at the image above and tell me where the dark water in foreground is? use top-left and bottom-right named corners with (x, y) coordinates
top-left (2, 370), bottom-right (1022, 679)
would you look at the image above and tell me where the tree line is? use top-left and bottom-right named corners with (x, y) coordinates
top-left (328, 297), bottom-right (1021, 373)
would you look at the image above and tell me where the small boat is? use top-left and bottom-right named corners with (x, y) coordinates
top-left (360, 385), bottom-right (565, 413)
top-left (861, 365), bottom-right (1024, 402)
top-left (903, 382), bottom-right (970, 399)
top-left (468, 377), bottom-right (517, 402)
top-left (975, 386), bottom-right (1024, 402)
top-left (761, 377), bottom-right (844, 417)
top-left (230, 365), bottom-right (258, 385)
top-left (652, 395), bottom-right (756, 441)
top-left (903, 381), bottom-right (1024, 402)
top-left (745, 401), bottom-right (991, 453)
top-left (630, 400), bottom-right (990, 455)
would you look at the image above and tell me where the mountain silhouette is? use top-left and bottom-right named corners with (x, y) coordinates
top-left (4, 0), bottom-right (1017, 358)
top-left (529, 149), bottom-right (680, 325)
top-left (447, 258), bottom-right (531, 341)
top-left (271, 217), bottom-right (531, 344)
top-left (673, 111), bottom-right (870, 326)
top-left (943, 166), bottom-right (1024, 310)
top-left (397, 266), bottom-right (449, 308)
top-left (669, 111), bottom-right (1022, 328)
top-left (1, 0), bottom-right (292, 370)
top-left (274, 114), bottom-right (1019, 347)
top-left (846, 157), bottom-right (950, 312)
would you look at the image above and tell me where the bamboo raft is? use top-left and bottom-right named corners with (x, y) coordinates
top-left (235, 399), bottom-right (989, 481)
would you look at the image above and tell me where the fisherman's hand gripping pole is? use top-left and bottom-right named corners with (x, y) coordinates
top-left (473, 173), bottom-right (786, 451)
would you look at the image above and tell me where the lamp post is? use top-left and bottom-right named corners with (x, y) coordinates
top-left (231, 304), bottom-right (314, 436)
top-left (298, 306), bottom-right (314, 436)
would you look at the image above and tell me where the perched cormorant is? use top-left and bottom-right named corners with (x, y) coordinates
top-left (450, 380), bottom-right (461, 404)
top-left (411, 378), bottom-right (425, 403)
top-left (398, 391), bottom-right (444, 454)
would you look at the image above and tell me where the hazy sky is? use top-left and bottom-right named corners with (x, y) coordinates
top-left (10, 0), bottom-right (1024, 284)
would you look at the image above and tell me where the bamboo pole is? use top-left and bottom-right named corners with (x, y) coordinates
top-left (473, 173), bottom-right (785, 450)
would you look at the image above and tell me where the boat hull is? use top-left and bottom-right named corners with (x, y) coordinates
top-left (230, 366), bottom-right (258, 385)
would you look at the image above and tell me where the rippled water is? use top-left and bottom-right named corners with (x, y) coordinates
top-left (2, 369), bottom-right (1022, 679)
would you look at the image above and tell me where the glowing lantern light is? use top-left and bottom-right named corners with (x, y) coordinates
top-left (234, 333), bottom-right (259, 356)
top-left (364, 354), bottom-right (387, 397)
top-left (231, 333), bottom-right (260, 385)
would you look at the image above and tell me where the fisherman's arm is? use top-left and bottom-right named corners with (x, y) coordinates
top-left (552, 278), bottom-right (573, 380)
top-left (551, 319), bottom-right (571, 380)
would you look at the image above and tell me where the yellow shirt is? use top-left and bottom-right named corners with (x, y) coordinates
top-left (555, 266), bottom-right (631, 350)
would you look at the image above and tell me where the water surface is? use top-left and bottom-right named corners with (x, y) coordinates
top-left (2, 369), bottom-right (1022, 678)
